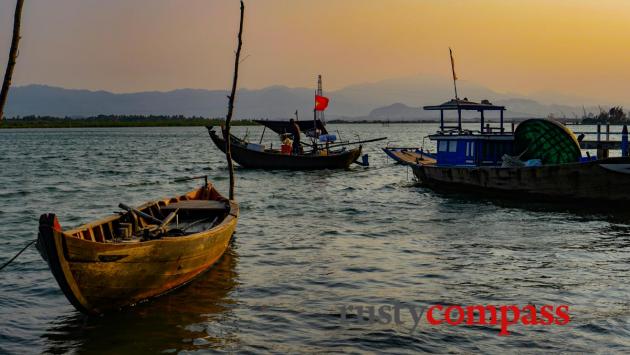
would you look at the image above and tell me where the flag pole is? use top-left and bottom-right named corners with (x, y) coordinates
top-left (313, 89), bottom-right (317, 150)
top-left (449, 47), bottom-right (459, 100)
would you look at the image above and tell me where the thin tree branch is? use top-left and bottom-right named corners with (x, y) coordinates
top-left (224, 0), bottom-right (245, 200)
top-left (0, 0), bottom-right (26, 121)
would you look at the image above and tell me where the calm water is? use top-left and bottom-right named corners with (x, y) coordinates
top-left (1, 124), bottom-right (630, 354)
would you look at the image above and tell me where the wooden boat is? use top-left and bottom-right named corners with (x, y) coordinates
top-left (207, 126), bottom-right (362, 170)
top-left (37, 182), bottom-right (239, 315)
top-left (413, 156), bottom-right (630, 202)
top-left (388, 95), bottom-right (630, 202)
top-left (383, 147), bottom-right (437, 166)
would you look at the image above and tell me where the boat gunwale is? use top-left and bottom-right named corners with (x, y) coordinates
top-left (209, 127), bottom-right (361, 159)
top-left (208, 127), bottom-right (362, 170)
top-left (416, 156), bottom-right (630, 171)
top-left (61, 184), bottom-right (239, 246)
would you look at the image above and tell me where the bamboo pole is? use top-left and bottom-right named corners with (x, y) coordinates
top-left (0, 0), bottom-right (25, 121)
top-left (224, 0), bottom-right (244, 200)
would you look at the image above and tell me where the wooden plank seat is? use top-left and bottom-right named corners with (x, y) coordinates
top-left (161, 200), bottom-right (228, 212)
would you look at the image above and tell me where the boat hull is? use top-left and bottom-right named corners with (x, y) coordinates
top-left (208, 128), bottom-right (362, 170)
top-left (37, 186), bottom-right (239, 315)
top-left (411, 157), bottom-right (630, 202)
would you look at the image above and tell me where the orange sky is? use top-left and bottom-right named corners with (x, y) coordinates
top-left (1, 0), bottom-right (630, 104)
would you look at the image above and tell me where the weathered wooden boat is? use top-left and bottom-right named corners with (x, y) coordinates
top-left (383, 147), bottom-right (437, 166)
top-left (389, 96), bottom-right (630, 202)
top-left (206, 75), bottom-right (385, 170)
top-left (414, 156), bottom-right (630, 202)
top-left (37, 182), bottom-right (239, 315)
top-left (207, 126), bottom-right (363, 170)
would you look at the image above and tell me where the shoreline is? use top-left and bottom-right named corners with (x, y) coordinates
top-left (0, 117), bottom-right (259, 129)
top-left (0, 117), bottom-right (607, 129)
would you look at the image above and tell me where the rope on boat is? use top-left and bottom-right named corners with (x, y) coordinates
top-left (0, 239), bottom-right (36, 272)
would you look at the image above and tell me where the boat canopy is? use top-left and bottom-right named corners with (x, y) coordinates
top-left (254, 119), bottom-right (328, 135)
top-left (424, 98), bottom-right (506, 133)
top-left (424, 98), bottom-right (506, 112)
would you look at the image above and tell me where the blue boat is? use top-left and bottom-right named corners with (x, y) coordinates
top-left (384, 98), bottom-right (630, 202)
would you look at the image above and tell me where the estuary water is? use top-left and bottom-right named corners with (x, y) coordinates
top-left (1, 124), bottom-right (629, 354)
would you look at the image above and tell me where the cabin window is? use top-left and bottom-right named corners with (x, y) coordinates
top-left (448, 140), bottom-right (457, 152)
top-left (465, 142), bottom-right (475, 157)
top-left (439, 141), bottom-right (448, 152)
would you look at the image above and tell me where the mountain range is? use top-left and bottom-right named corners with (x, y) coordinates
top-left (4, 75), bottom-right (607, 120)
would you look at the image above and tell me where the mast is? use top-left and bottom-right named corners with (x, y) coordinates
top-left (317, 75), bottom-right (324, 124)
top-left (449, 48), bottom-right (459, 100)
top-left (449, 48), bottom-right (462, 131)
top-left (313, 74), bottom-right (324, 140)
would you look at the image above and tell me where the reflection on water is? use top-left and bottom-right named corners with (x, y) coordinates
top-left (427, 186), bottom-right (630, 221)
top-left (41, 247), bottom-right (239, 354)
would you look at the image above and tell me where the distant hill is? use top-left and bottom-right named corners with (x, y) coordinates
top-left (4, 75), bottom-right (604, 119)
top-left (368, 103), bottom-right (426, 119)
top-left (364, 100), bottom-right (589, 121)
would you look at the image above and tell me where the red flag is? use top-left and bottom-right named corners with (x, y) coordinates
top-left (315, 95), bottom-right (330, 111)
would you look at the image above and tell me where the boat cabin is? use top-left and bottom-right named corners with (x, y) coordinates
top-left (424, 99), bottom-right (514, 167)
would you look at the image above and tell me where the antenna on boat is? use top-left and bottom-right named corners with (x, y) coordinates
top-left (224, 0), bottom-right (245, 200)
top-left (449, 47), bottom-right (459, 100)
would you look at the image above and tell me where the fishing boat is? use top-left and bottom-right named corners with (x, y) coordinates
top-left (207, 75), bottom-right (385, 170)
top-left (36, 0), bottom-right (246, 315)
top-left (37, 181), bottom-right (239, 315)
top-left (385, 98), bottom-right (630, 202)
top-left (383, 49), bottom-right (630, 202)
top-left (208, 126), bottom-right (363, 170)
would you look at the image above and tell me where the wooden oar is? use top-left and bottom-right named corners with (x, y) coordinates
top-left (118, 203), bottom-right (164, 225)
top-left (327, 137), bottom-right (388, 149)
top-left (159, 209), bottom-right (179, 230)
top-left (300, 137), bottom-right (387, 150)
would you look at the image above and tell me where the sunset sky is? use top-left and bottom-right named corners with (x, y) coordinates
top-left (1, 0), bottom-right (630, 104)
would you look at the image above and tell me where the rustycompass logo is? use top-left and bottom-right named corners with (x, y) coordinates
top-left (338, 303), bottom-right (570, 336)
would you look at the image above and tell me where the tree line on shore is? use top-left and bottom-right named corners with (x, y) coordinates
top-left (0, 115), bottom-right (258, 128)
top-left (580, 106), bottom-right (629, 124)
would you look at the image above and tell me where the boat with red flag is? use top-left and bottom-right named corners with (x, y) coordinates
top-left (208, 75), bottom-right (386, 170)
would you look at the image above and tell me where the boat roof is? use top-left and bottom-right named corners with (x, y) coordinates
top-left (424, 98), bottom-right (506, 111)
top-left (254, 119), bottom-right (328, 135)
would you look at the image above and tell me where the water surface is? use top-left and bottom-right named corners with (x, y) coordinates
top-left (1, 124), bottom-right (629, 353)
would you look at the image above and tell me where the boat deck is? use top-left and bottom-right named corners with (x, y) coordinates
top-left (383, 148), bottom-right (436, 166)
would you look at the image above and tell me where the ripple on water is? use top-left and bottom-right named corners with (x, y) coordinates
top-left (1, 125), bottom-right (630, 353)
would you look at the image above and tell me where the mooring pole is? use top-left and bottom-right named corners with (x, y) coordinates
top-left (0, 0), bottom-right (26, 121)
top-left (622, 125), bottom-right (628, 157)
top-left (224, 0), bottom-right (245, 201)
